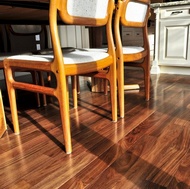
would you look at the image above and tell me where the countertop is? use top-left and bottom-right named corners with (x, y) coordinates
top-left (151, 0), bottom-right (190, 8)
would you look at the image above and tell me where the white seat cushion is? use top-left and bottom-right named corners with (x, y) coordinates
top-left (125, 2), bottom-right (147, 22)
top-left (7, 48), bottom-right (109, 64)
top-left (123, 46), bottom-right (144, 54)
top-left (67, 0), bottom-right (108, 19)
top-left (0, 52), bottom-right (32, 61)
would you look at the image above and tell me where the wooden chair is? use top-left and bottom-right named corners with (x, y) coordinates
top-left (3, 0), bottom-right (117, 154)
top-left (0, 24), bottom-right (49, 107)
top-left (114, 0), bottom-right (151, 118)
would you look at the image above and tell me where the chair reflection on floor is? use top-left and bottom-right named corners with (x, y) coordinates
top-left (3, 0), bottom-right (117, 154)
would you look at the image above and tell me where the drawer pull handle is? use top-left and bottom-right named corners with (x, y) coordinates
top-left (171, 11), bottom-right (183, 15)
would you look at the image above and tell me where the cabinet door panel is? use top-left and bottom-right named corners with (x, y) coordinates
top-left (166, 26), bottom-right (188, 58)
top-left (159, 20), bottom-right (190, 66)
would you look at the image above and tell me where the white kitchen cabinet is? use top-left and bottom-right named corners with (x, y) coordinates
top-left (151, 1), bottom-right (190, 75)
top-left (159, 9), bottom-right (190, 66)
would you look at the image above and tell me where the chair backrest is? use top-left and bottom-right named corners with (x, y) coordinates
top-left (114, 0), bottom-right (150, 51)
top-left (59, 0), bottom-right (112, 25)
top-left (5, 25), bottom-right (48, 53)
top-left (49, 0), bottom-right (115, 64)
top-left (118, 0), bottom-right (150, 28)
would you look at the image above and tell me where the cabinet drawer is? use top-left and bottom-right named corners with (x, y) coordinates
top-left (122, 40), bottom-right (143, 46)
top-left (122, 31), bottom-right (142, 40)
top-left (161, 8), bottom-right (190, 19)
top-left (122, 31), bottom-right (133, 38)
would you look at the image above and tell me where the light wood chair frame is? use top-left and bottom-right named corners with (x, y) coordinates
top-left (114, 0), bottom-right (150, 118)
top-left (3, 0), bottom-right (117, 154)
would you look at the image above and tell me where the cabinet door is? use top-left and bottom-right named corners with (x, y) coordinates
top-left (159, 20), bottom-right (190, 66)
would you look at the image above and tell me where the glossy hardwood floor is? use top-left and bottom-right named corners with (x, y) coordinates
top-left (1, 68), bottom-right (190, 189)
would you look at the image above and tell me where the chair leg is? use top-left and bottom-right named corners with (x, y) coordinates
top-left (117, 59), bottom-right (124, 118)
top-left (144, 72), bottom-right (150, 101)
top-left (71, 75), bottom-right (78, 109)
top-left (4, 65), bottom-right (20, 134)
top-left (31, 71), bottom-right (48, 107)
top-left (108, 64), bottom-right (117, 122)
top-left (9, 88), bottom-right (20, 134)
top-left (77, 76), bottom-right (80, 94)
top-left (38, 71), bottom-right (47, 106)
top-left (57, 76), bottom-right (72, 154)
top-left (143, 57), bottom-right (150, 101)
top-left (104, 79), bottom-right (108, 95)
top-left (31, 71), bottom-right (41, 107)
top-left (47, 72), bottom-right (51, 86)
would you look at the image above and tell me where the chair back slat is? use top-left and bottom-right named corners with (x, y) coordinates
top-left (49, 0), bottom-right (115, 67)
top-left (120, 0), bottom-right (150, 27)
top-left (67, 0), bottom-right (109, 19)
top-left (125, 2), bottom-right (148, 22)
top-left (56, 0), bottom-right (114, 26)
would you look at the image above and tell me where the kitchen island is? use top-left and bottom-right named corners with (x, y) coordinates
top-left (151, 0), bottom-right (190, 75)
